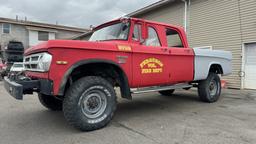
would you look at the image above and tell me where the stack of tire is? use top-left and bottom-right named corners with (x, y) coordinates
top-left (3, 41), bottom-right (24, 63)
top-left (2, 41), bottom-right (24, 76)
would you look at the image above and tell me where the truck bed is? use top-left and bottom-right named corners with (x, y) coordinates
top-left (193, 48), bottom-right (232, 81)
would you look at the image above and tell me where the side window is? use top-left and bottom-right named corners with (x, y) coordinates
top-left (38, 31), bottom-right (49, 41)
top-left (145, 27), bottom-right (161, 47)
top-left (132, 24), bottom-right (142, 41)
top-left (2, 23), bottom-right (11, 34)
top-left (166, 28), bottom-right (184, 48)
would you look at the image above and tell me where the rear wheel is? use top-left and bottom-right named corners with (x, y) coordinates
top-left (198, 73), bottom-right (221, 103)
top-left (63, 76), bottom-right (117, 131)
top-left (38, 94), bottom-right (63, 111)
top-left (159, 89), bottom-right (175, 96)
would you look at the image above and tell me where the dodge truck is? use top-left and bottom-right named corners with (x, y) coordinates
top-left (4, 17), bottom-right (232, 131)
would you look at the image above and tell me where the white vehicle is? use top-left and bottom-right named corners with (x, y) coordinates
top-left (10, 62), bottom-right (24, 72)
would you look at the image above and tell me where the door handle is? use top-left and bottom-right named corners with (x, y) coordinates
top-left (184, 49), bottom-right (191, 53)
top-left (161, 48), bottom-right (168, 52)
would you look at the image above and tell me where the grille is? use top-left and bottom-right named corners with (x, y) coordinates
top-left (23, 53), bottom-right (42, 71)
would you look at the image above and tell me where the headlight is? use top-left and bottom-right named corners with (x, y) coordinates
top-left (24, 52), bottom-right (52, 72)
top-left (37, 53), bottom-right (52, 71)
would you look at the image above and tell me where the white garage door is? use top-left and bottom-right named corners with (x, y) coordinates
top-left (244, 43), bottom-right (256, 89)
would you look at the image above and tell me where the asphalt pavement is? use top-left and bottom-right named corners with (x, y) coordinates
top-left (0, 81), bottom-right (256, 144)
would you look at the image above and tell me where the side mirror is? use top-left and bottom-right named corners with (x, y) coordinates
top-left (89, 25), bottom-right (95, 31)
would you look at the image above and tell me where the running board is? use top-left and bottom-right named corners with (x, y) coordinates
top-left (131, 83), bottom-right (192, 94)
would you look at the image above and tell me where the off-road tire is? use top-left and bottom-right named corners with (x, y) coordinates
top-left (159, 89), bottom-right (175, 96)
top-left (198, 72), bottom-right (221, 103)
top-left (38, 94), bottom-right (63, 111)
top-left (183, 87), bottom-right (191, 90)
top-left (63, 76), bottom-right (117, 131)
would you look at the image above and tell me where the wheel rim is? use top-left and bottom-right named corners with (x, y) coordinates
top-left (79, 89), bottom-right (107, 119)
top-left (209, 79), bottom-right (218, 97)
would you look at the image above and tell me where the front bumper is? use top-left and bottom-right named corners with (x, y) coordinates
top-left (4, 77), bottom-right (53, 100)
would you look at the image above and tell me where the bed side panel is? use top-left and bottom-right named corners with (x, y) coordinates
top-left (193, 48), bottom-right (232, 81)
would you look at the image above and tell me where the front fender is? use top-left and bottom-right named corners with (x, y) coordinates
top-left (57, 59), bottom-right (132, 99)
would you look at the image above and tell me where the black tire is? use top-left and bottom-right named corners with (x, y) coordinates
top-left (183, 87), bottom-right (191, 90)
top-left (198, 73), bottom-right (221, 103)
top-left (38, 94), bottom-right (63, 111)
top-left (159, 89), bottom-right (175, 96)
top-left (63, 76), bottom-right (117, 131)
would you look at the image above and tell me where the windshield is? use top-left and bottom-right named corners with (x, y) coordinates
top-left (89, 22), bottom-right (130, 41)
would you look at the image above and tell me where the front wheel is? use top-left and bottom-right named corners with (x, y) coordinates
top-left (63, 76), bottom-right (117, 131)
top-left (198, 73), bottom-right (221, 103)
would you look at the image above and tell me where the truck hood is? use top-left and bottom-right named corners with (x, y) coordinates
top-left (25, 40), bottom-right (129, 55)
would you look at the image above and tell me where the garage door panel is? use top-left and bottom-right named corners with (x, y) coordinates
top-left (244, 43), bottom-right (256, 89)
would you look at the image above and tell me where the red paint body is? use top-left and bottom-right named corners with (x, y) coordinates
top-left (0, 59), bottom-right (6, 69)
top-left (24, 18), bottom-right (195, 96)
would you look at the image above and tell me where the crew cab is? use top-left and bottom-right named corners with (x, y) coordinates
top-left (4, 17), bottom-right (232, 131)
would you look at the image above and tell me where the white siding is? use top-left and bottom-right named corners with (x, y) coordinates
top-left (239, 0), bottom-right (256, 43)
top-left (135, 1), bottom-right (185, 27)
top-left (188, 0), bottom-right (242, 88)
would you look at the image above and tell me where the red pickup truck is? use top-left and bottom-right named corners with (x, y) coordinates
top-left (4, 17), bottom-right (232, 131)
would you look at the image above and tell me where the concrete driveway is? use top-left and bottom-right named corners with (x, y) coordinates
top-left (0, 81), bottom-right (256, 144)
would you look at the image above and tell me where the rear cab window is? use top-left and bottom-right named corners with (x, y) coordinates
top-left (165, 28), bottom-right (184, 48)
top-left (145, 26), bottom-right (161, 47)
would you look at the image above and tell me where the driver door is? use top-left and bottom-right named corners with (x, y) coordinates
top-left (131, 23), bottom-right (170, 87)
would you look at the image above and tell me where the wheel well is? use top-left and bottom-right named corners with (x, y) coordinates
top-left (62, 62), bottom-right (131, 99)
top-left (70, 63), bottom-right (119, 85)
top-left (209, 64), bottom-right (223, 74)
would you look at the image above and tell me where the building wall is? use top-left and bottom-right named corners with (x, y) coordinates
top-left (188, 0), bottom-right (242, 88)
top-left (0, 23), bottom-right (85, 50)
top-left (239, 0), bottom-right (256, 44)
top-left (56, 30), bottom-right (83, 40)
top-left (135, 1), bottom-right (185, 27)
top-left (0, 23), bottom-right (29, 49)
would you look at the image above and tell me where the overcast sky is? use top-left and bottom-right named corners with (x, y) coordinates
top-left (0, 0), bottom-right (158, 29)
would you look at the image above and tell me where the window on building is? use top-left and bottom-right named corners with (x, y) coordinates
top-left (38, 31), bottom-right (49, 41)
top-left (145, 27), bottom-right (161, 47)
top-left (165, 28), bottom-right (183, 48)
top-left (132, 24), bottom-right (142, 41)
top-left (2, 23), bottom-right (11, 34)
